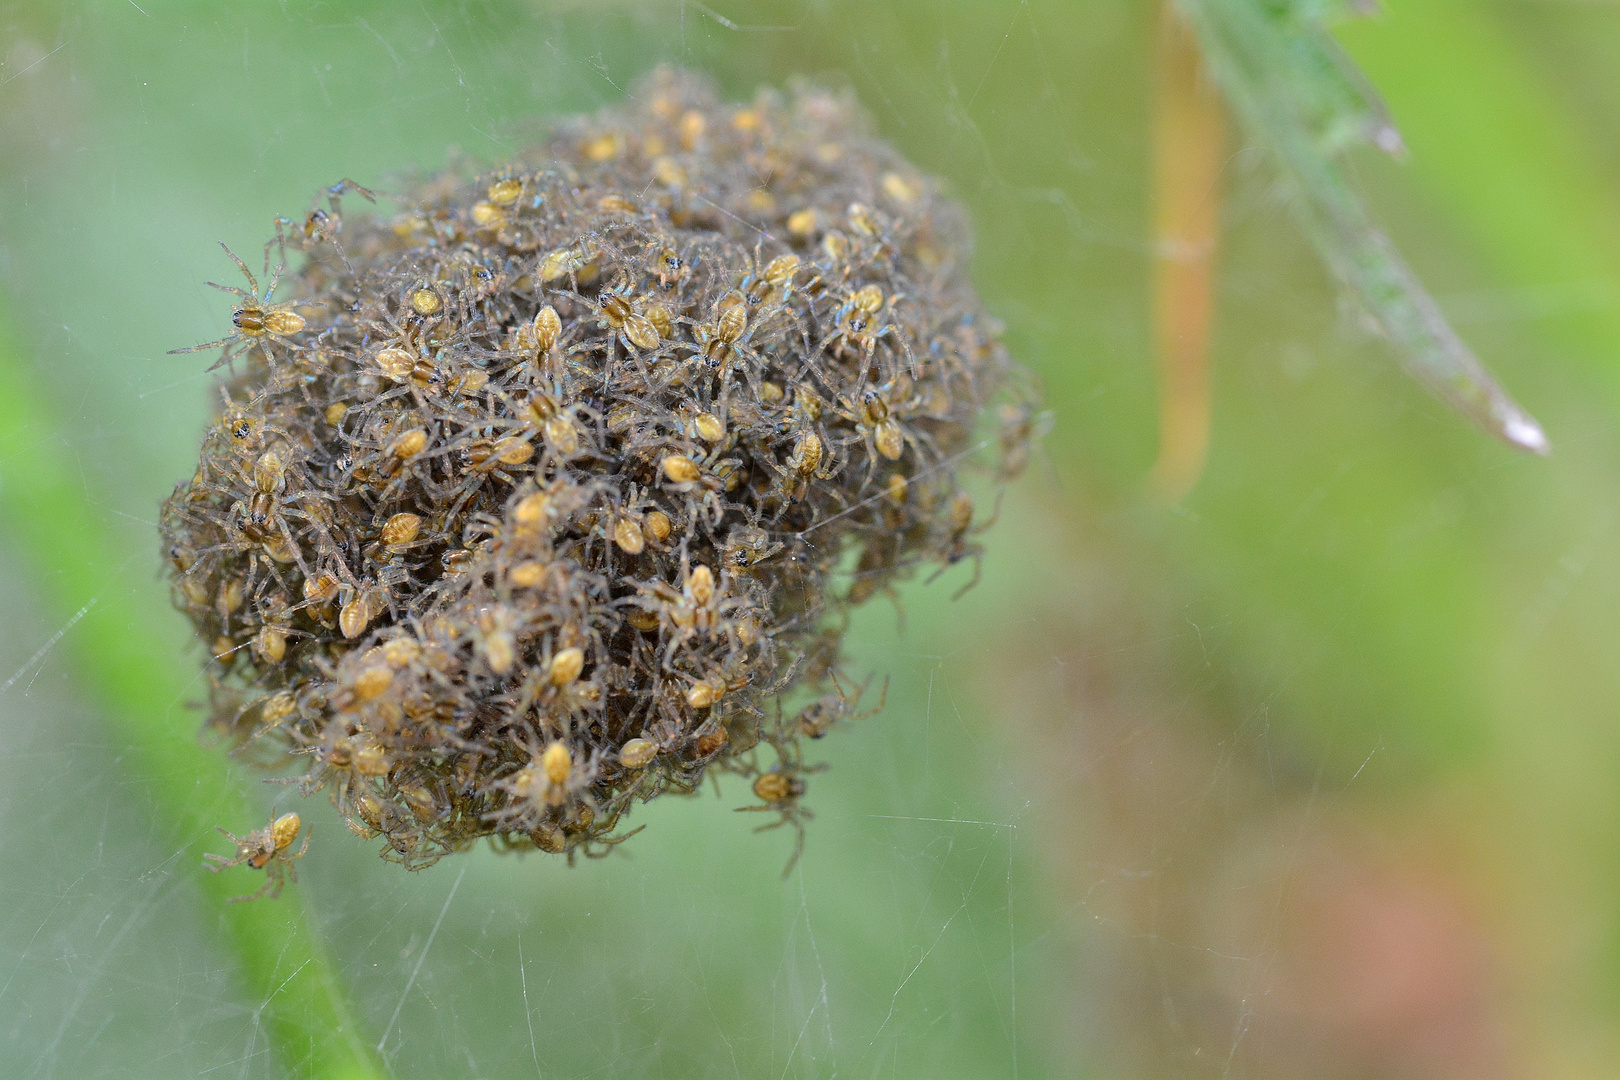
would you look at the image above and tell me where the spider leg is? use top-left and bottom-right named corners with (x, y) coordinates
top-left (218, 242), bottom-right (259, 297)
top-left (328, 177), bottom-right (377, 203)
top-left (581, 824), bottom-right (645, 858)
top-left (862, 675), bottom-right (890, 719)
top-left (742, 810), bottom-right (789, 832)
top-left (228, 872), bottom-right (277, 904)
top-left (204, 281), bottom-right (256, 300)
top-left (886, 323), bottom-right (919, 379)
top-left (658, 635), bottom-right (678, 671)
top-left (617, 333), bottom-right (655, 385)
top-left (169, 335), bottom-right (237, 356)
top-left (780, 821), bottom-right (806, 878)
top-left (263, 332), bottom-right (306, 354)
top-left (850, 337), bottom-right (879, 401)
top-left (817, 437), bottom-right (846, 481)
top-left (263, 264), bottom-right (286, 305)
top-left (267, 218), bottom-right (294, 270)
top-left (979, 488), bottom-right (1007, 532)
top-left (858, 430), bottom-right (882, 484)
top-left (949, 549), bottom-right (985, 601)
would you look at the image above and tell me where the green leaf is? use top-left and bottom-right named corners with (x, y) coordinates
top-left (1177, 0), bottom-right (1549, 453)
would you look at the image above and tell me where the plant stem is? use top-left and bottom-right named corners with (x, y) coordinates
top-left (0, 304), bottom-right (386, 1080)
top-left (1149, 0), bottom-right (1226, 503)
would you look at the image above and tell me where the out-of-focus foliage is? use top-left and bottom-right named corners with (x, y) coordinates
top-left (1181, 0), bottom-right (1547, 451)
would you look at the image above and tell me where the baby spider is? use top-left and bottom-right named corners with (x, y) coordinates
top-left (825, 283), bottom-right (917, 379)
top-left (579, 276), bottom-right (663, 355)
top-left (831, 385), bottom-right (916, 475)
top-left (926, 490), bottom-right (1003, 599)
top-left (271, 177), bottom-right (376, 260)
top-left (632, 552), bottom-right (749, 666)
top-left (169, 243), bottom-right (307, 370)
top-left (736, 742), bottom-right (825, 877)
top-left (766, 422), bottom-right (843, 506)
top-left (793, 671), bottom-right (888, 739)
top-left (203, 811), bottom-right (309, 903)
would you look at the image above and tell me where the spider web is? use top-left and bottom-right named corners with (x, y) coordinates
top-left (0, 1), bottom-right (1534, 1077)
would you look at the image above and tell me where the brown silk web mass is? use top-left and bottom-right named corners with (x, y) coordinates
top-left (161, 67), bottom-right (1040, 875)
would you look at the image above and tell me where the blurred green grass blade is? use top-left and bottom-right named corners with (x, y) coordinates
top-left (0, 306), bottom-right (385, 1080)
top-left (1340, 2), bottom-right (1620, 395)
top-left (1177, 0), bottom-right (1549, 453)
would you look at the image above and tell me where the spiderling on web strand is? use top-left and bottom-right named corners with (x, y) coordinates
top-left (203, 812), bottom-right (308, 903)
top-left (159, 67), bottom-right (1044, 885)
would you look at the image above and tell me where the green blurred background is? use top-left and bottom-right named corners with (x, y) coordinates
top-left (4, 1), bottom-right (1620, 1077)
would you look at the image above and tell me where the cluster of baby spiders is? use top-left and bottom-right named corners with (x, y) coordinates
top-left (164, 67), bottom-right (1041, 893)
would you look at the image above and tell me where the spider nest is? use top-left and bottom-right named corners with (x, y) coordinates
top-left (160, 67), bottom-right (1041, 874)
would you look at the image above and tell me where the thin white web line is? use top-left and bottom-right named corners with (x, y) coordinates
top-left (0, 42), bottom-right (66, 89)
top-left (518, 933), bottom-right (542, 1078)
top-left (415, 1), bottom-right (466, 88)
top-left (137, 367), bottom-right (214, 399)
top-left (0, 874), bottom-right (86, 1005)
top-left (778, 995), bottom-right (821, 1080)
top-left (865, 898), bottom-right (969, 1054)
top-left (264, 958), bottom-right (313, 1004)
top-left (28, 874), bottom-right (174, 1076)
top-left (1009, 826), bottom-right (1018, 1080)
top-left (965, 0), bottom-right (1022, 112)
top-left (353, 16), bottom-right (403, 72)
top-left (687, 1), bottom-right (797, 32)
top-left (378, 867), bottom-right (465, 1055)
top-left (795, 871), bottom-right (836, 1070)
top-left (2, 598), bottom-right (97, 696)
top-left (865, 814), bottom-right (1011, 828)
top-left (796, 438), bottom-right (992, 539)
top-left (692, 192), bottom-right (783, 245)
top-left (865, 810), bottom-right (1021, 1079)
